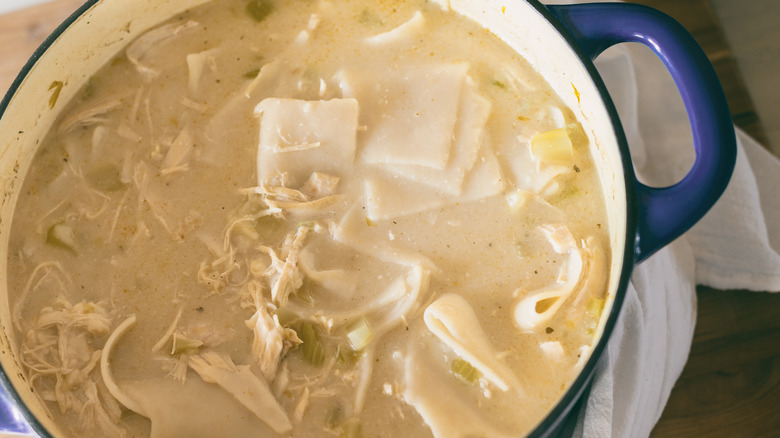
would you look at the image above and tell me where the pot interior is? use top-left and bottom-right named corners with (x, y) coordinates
top-left (0, 0), bottom-right (629, 436)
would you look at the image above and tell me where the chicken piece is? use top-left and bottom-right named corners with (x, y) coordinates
top-left (35, 301), bottom-right (111, 335)
top-left (21, 299), bottom-right (122, 437)
top-left (245, 297), bottom-right (301, 380)
top-left (270, 225), bottom-right (312, 306)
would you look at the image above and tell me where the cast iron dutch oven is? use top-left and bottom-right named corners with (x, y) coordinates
top-left (0, 0), bottom-right (736, 436)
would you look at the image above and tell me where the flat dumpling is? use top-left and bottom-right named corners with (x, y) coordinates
top-left (363, 143), bottom-right (504, 221)
top-left (387, 76), bottom-right (492, 196)
top-left (338, 63), bottom-right (468, 169)
top-left (255, 98), bottom-right (359, 186)
top-left (120, 378), bottom-right (279, 438)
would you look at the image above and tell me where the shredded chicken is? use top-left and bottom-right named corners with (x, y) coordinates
top-left (265, 195), bottom-right (343, 213)
top-left (151, 309), bottom-right (183, 352)
top-left (256, 224), bottom-right (314, 306)
top-left (245, 284), bottom-right (301, 380)
top-left (20, 299), bottom-right (125, 437)
top-left (255, 172), bottom-right (344, 214)
top-left (13, 261), bottom-right (72, 332)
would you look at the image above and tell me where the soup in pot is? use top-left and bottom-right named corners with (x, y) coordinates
top-left (7, 0), bottom-right (610, 436)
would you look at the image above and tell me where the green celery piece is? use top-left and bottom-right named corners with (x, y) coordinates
top-left (346, 317), bottom-right (373, 351)
top-left (451, 358), bottom-right (481, 385)
top-left (247, 0), bottom-right (274, 22)
top-left (299, 321), bottom-right (325, 366)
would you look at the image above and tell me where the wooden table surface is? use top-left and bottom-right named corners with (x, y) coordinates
top-left (1, 1), bottom-right (779, 437)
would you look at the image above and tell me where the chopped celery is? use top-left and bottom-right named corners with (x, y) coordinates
top-left (46, 223), bottom-right (76, 251)
top-left (346, 317), bottom-right (373, 351)
top-left (530, 128), bottom-right (574, 164)
top-left (170, 333), bottom-right (203, 355)
top-left (587, 296), bottom-right (606, 319)
top-left (298, 321), bottom-right (325, 366)
top-left (451, 358), bottom-right (481, 385)
top-left (246, 0), bottom-right (274, 22)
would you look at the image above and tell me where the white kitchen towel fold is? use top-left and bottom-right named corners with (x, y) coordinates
top-left (571, 36), bottom-right (780, 438)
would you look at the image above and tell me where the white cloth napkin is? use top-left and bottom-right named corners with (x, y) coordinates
top-left (569, 37), bottom-right (780, 438)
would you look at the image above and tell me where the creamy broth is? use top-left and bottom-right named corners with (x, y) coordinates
top-left (7, 0), bottom-right (610, 437)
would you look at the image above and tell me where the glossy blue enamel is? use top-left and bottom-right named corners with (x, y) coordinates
top-left (0, 383), bottom-right (30, 435)
top-left (548, 3), bottom-right (737, 263)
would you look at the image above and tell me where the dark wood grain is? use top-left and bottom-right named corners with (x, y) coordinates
top-left (651, 287), bottom-right (780, 438)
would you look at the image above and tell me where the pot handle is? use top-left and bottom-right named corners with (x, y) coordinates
top-left (547, 3), bottom-right (737, 262)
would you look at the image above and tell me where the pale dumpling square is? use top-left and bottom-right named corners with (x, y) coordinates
top-left (338, 63), bottom-right (468, 169)
top-left (363, 144), bottom-right (505, 221)
top-left (255, 98), bottom-right (359, 186)
top-left (386, 76), bottom-right (491, 196)
top-left (364, 172), bottom-right (446, 221)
